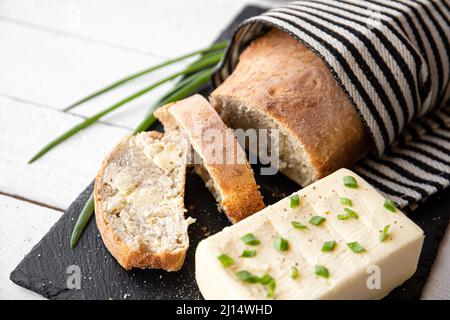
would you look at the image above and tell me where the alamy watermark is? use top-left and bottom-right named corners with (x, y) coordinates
top-left (188, 124), bottom-right (280, 176)
top-left (366, 265), bottom-right (382, 290)
top-left (66, 264), bottom-right (81, 290)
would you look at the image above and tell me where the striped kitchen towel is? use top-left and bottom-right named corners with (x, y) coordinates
top-left (212, 0), bottom-right (450, 208)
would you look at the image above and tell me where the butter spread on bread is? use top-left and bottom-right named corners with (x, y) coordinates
top-left (195, 169), bottom-right (424, 299)
top-left (94, 131), bottom-right (194, 271)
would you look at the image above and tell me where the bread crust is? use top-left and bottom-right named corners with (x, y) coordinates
top-left (155, 95), bottom-right (265, 223)
top-left (211, 29), bottom-right (373, 181)
top-left (94, 132), bottom-right (187, 271)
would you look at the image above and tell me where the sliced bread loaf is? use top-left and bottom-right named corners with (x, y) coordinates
top-left (94, 131), bottom-right (194, 271)
top-left (211, 29), bottom-right (373, 186)
top-left (155, 94), bottom-right (265, 223)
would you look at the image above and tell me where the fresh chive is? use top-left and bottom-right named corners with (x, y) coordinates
top-left (347, 242), bottom-right (366, 253)
top-left (241, 249), bottom-right (257, 258)
top-left (273, 234), bottom-right (289, 251)
top-left (315, 265), bottom-right (330, 278)
top-left (344, 208), bottom-right (359, 219)
top-left (383, 199), bottom-right (397, 212)
top-left (337, 213), bottom-right (350, 220)
top-left (133, 68), bottom-right (214, 133)
top-left (343, 176), bottom-right (358, 188)
top-left (291, 266), bottom-right (299, 279)
top-left (235, 272), bottom-right (276, 297)
top-left (338, 209), bottom-right (358, 221)
top-left (259, 274), bottom-right (276, 298)
top-left (290, 194), bottom-right (300, 208)
top-left (218, 254), bottom-right (235, 268)
top-left (321, 241), bottom-right (337, 252)
top-left (29, 53), bottom-right (222, 164)
top-left (291, 221), bottom-right (308, 230)
top-left (267, 279), bottom-right (276, 298)
top-left (241, 233), bottom-right (261, 246)
top-left (259, 274), bottom-right (274, 285)
top-left (379, 224), bottom-right (391, 243)
top-left (235, 271), bottom-right (260, 283)
top-left (63, 41), bottom-right (228, 111)
top-left (340, 197), bottom-right (353, 206)
top-left (186, 50), bottom-right (223, 72)
top-left (155, 68), bottom-right (213, 106)
top-left (309, 216), bottom-right (326, 226)
top-left (69, 193), bottom-right (95, 248)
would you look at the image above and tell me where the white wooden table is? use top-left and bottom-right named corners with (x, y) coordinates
top-left (0, 0), bottom-right (448, 300)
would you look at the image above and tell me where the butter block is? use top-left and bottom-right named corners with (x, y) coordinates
top-left (195, 169), bottom-right (424, 300)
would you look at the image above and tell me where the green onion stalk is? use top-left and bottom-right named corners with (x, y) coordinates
top-left (63, 41), bottom-right (227, 112)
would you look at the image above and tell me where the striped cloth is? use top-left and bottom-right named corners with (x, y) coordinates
top-left (213, 0), bottom-right (450, 208)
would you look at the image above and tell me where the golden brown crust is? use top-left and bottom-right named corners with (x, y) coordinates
top-left (94, 131), bottom-right (187, 271)
top-left (211, 29), bottom-right (373, 180)
top-left (156, 95), bottom-right (265, 223)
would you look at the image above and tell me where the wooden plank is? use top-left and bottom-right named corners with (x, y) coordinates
top-left (0, 0), bottom-right (255, 57)
top-left (0, 194), bottom-right (61, 299)
top-left (0, 95), bottom-right (130, 210)
top-left (0, 19), bottom-right (185, 129)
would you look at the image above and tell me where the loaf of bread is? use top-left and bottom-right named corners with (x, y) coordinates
top-left (155, 94), bottom-right (265, 223)
top-left (211, 29), bottom-right (373, 186)
top-left (94, 131), bottom-right (194, 271)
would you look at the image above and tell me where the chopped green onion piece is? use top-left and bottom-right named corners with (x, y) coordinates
top-left (315, 265), bottom-right (330, 278)
top-left (258, 274), bottom-right (276, 298)
top-left (344, 208), bottom-right (359, 219)
top-left (343, 176), bottom-right (358, 188)
top-left (291, 221), bottom-right (308, 230)
top-left (267, 279), bottom-right (276, 298)
top-left (290, 194), bottom-right (300, 208)
top-left (309, 216), bottom-right (326, 226)
top-left (383, 199), bottom-right (397, 212)
top-left (235, 271), bottom-right (276, 297)
top-left (235, 272), bottom-right (277, 297)
top-left (340, 197), bottom-right (353, 206)
top-left (241, 249), bottom-right (257, 258)
top-left (235, 271), bottom-right (260, 283)
top-left (337, 213), bottom-right (350, 220)
top-left (259, 274), bottom-right (274, 285)
top-left (347, 242), bottom-right (366, 253)
top-left (291, 266), bottom-right (299, 279)
top-left (273, 234), bottom-right (289, 251)
top-left (379, 224), bottom-right (391, 243)
top-left (321, 241), bottom-right (337, 252)
top-left (218, 254), bottom-right (234, 268)
top-left (241, 233), bottom-right (261, 246)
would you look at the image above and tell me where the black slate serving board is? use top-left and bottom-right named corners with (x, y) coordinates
top-left (10, 5), bottom-right (450, 300)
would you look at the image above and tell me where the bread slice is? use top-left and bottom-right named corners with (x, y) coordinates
top-left (211, 29), bottom-right (373, 186)
top-left (155, 94), bottom-right (265, 223)
top-left (94, 131), bottom-right (194, 271)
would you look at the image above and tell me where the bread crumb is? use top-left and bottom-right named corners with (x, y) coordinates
top-left (201, 226), bottom-right (211, 237)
